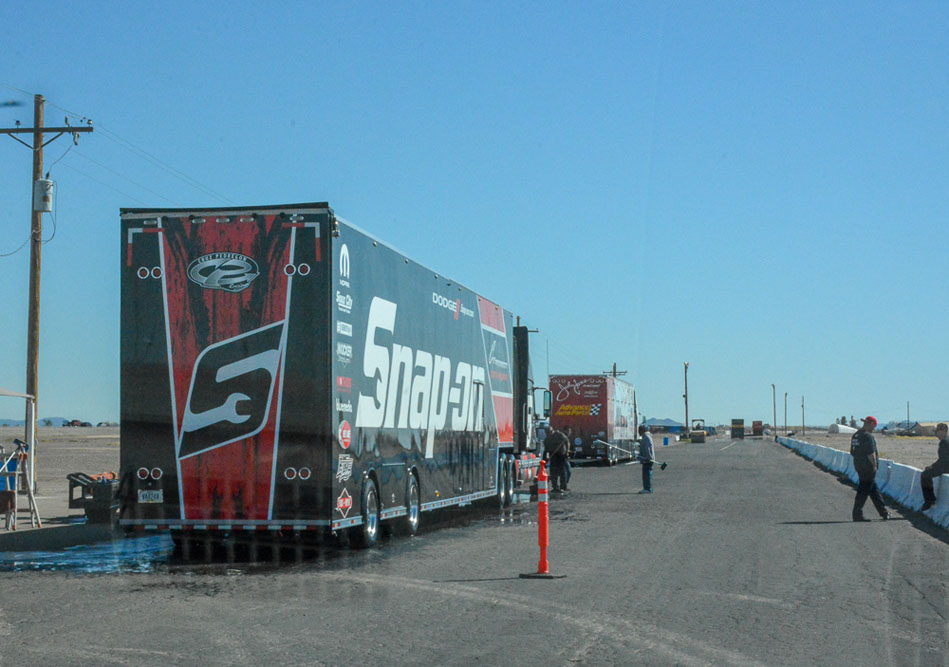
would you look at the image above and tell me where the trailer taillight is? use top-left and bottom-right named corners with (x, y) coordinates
top-left (150, 467), bottom-right (163, 480)
top-left (284, 467), bottom-right (297, 480)
top-left (298, 467), bottom-right (311, 480)
top-left (137, 467), bottom-right (149, 480)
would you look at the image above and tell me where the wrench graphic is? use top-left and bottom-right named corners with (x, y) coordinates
top-left (182, 392), bottom-right (251, 433)
top-left (181, 349), bottom-right (281, 434)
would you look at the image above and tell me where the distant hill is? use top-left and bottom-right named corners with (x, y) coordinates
top-left (646, 418), bottom-right (685, 428)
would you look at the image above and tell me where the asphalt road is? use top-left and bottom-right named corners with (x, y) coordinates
top-left (3, 436), bottom-right (948, 666)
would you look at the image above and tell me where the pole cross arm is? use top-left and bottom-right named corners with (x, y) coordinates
top-left (0, 126), bottom-right (94, 134)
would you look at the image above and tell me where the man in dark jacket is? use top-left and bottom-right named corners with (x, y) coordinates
top-left (850, 415), bottom-right (889, 521)
top-left (921, 422), bottom-right (949, 511)
top-left (544, 428), bottom-right (569, 493)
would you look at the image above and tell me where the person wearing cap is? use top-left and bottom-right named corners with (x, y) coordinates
top-left (850, 416), bottom-right (889, 521)
top-left (921, 422), bottom-right (949, 511)
top-left (637, 424), bottom-right (655, 494)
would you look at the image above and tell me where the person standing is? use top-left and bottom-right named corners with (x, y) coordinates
top-left (850, 416), bottom-right (889, 521)
top-left (637, 424), bottom-right (655, 494)
top-left (921, 422), bottom-right (949, 511)
top-left (544, 427), bottom-right (569, 493)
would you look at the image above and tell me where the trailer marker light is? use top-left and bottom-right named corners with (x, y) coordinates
top-left (215, 217), bottom-right (230, 224)
top-left (137, 267), bottom-right (149, 279)
top-left (298, 263), bottom-right (310, 275)
top-left (284, 467), bottom-right (297, 480)
top-left (150, 467), bottom-right (163, 480)
top-left (151, 267), bottom-right (162, 279)
top-left (298, 467), bottom-right (311, 480)
top-left (284, 264), bottom-right (296, 276)
top-left (239, 216), bottom-right (256, 223)
top-left (290, 214), bottom-right (304, 222)
top-left (137, 467), bottom-right (149, 480)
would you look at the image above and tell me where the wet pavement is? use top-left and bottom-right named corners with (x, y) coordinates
top-left (0, 491), bottom-right (540, 574)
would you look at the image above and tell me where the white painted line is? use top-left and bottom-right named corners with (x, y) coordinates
top-left (720, 441), bottom-right (739, 451)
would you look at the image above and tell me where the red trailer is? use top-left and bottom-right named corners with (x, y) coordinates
top-left (548, 375), bottom-right (636, 464)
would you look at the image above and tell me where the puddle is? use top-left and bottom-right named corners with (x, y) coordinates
top-left (0, 533), bottom-right (175, 573)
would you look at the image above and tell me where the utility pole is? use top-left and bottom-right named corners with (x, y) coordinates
top-left (801, 395), bottom-right (805, 437)
top-left (907, 401), bottom-right (910, 428)
top-left (1, 94), bottom-right (93, 489)
top-left (683, 362), bottom-right (689, 435)
top-left (601, 362), bottom-right (627, 377)
top-left (784, 392), bottom-right (787, 435)
top-left (771, 384), bottom-right (776, 433)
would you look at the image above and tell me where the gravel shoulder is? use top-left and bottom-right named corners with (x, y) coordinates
top-left (781, 430), bottom-right (941, 470)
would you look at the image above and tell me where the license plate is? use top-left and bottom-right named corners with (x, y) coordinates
top-left (138, 489), bottom-right (163, 504)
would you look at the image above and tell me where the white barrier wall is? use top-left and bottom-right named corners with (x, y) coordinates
top-left (775, 436), bottom-right (949, 530)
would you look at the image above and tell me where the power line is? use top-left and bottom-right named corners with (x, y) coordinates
top-left (58, 162), bottom-right (149, 205)
top-left (2, 83), bottom-right (235, 204)
top-left (70, 148), bottom-right (176, 204)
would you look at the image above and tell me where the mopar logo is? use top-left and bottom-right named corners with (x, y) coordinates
top-left (339, 244), bottom-right (351, 287)
top-left (187, 253), bottom-right (260, 293)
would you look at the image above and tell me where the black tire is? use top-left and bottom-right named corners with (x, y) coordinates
top-left (496, 456), bottom-right (508, 508)
top-left (351, 478), bottom-right (380, 548)
top-left (403, 473), bottom-right (420, 536)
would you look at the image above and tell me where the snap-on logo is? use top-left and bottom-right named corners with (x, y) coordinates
top-left (187, 253), bottom-right (260, 293)
top-left (177, 322), bottom-right (283, 459)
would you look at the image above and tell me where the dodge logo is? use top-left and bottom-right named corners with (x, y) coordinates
top-left (187, 252), bottom-right (260, 293)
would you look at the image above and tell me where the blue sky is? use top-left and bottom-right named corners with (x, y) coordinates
top-left (1, 2), bottom-right (947, 426)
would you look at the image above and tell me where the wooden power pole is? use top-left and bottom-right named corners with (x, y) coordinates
top-left (683, 362), bottom-right (689, 435)
top-left (1, 94), bottom-right (93, 487)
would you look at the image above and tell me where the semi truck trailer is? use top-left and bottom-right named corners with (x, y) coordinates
top-left (119, 203), bottom-right (545, 547)
top-left (548, 374), bottom-right (636, 464)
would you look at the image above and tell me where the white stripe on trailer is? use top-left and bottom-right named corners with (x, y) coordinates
top-left (268, 225), bottom-right (297, 520)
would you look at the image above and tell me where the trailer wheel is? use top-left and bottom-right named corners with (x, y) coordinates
top-left (352, 478), bottom-right (380, 548)
top-left (403, 474), bottom-right (420, 536)
top-left (496, 457), bottom-right (508, 508)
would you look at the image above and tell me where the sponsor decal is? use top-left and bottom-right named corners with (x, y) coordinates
top-left (187, 252), bottom-right (260, 293)
top-left (432, 293), bottom-right (474, 320)
top-left (337, 342), bottom-right (353, 362)
top-left (336, 290), bottom-right (353, 314)
top-left (553, 377), bottom-right (605, 402)
top-left (178, 323), bottom-right (283, 458)
top-left (356, 296), bottom-right (486, 458)
top-left (336, 376), bottom-right (352, 393)
top-left (338, 420), bottom-right (352, 449)
top-left (555, 404), bottom-right (603, 417)
top-left (336, 454), bottom-right (354, 483)
top-left (337, 320), bottom-right (353, 337)
top-left (336, 488), bottom-right (353, 518)
top-left (335, 398), bottom-right (353, 414)
top-left (339, 244), bottom-right (351, 288)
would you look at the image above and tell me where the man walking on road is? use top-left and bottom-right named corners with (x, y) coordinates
top-left (850, 416), bottom-right (889, 521)
top-left (637, 424), bottom-right (655, 494)
top-left (921, 422), bottom-right (949, 511)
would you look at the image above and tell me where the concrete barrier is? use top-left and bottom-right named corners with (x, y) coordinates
top-left (884, 464), bottom-right (918, 506)
top-left (901, 468), bottom-right (925, 511)
top-left (927, 476), bottom-right (949, 528)
top-left (875, 459), bottom-right (892, 494)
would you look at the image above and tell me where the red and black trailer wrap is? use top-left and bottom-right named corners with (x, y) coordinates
top-left (548, 374), bottom-right (636, 463)
top-left (119, 203), bottom-right (539, 541)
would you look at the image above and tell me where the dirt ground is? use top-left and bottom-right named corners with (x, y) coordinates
top-left (782, 430), bottom-right (941, 470)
